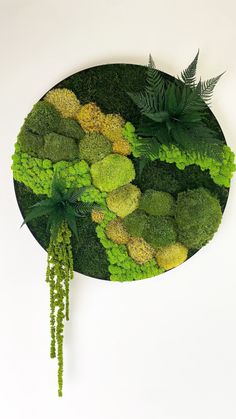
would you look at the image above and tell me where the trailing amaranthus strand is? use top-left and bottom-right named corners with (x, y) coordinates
top-left (46, 222), bottom-right (73, 397)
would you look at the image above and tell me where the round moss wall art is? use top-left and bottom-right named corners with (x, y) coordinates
top-left (12, 52), bottom-right (236, 396)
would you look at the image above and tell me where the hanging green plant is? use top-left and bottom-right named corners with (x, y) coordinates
top-left (22, 173), bottom-right (100, 396)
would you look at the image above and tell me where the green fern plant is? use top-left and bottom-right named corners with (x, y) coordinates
top-left (127, 51), bottom-right (225, 162)
top-left (22, 172), bottom-right (100, 397)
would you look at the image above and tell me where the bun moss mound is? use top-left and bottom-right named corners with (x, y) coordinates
top-left (176, 187), bottom-right (222, 249)
top-left (79, 133), bottom-right (112, 164)
top-left (91, 154), bottom-right (135, 192)
top-left (106, 183), bottom-right (141, 218)
top-left (139, 189), bottom-right (176, 216)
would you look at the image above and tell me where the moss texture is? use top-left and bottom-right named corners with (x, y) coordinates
top-left (15, 64), bottom-right (229, 279)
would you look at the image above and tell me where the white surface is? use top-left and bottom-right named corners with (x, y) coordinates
top-left (0, 1), bottom-right (236, 418)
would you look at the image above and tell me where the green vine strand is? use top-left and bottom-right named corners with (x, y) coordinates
top-left (46, 222), bottom-right (73, 397)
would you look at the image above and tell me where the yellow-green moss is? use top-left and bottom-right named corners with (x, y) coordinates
top-left (76, 102), bottom-right (105, 133)
top-left (127, 237), bottom-right (155, 264)
top-left (44, 88), bottom-right (81, 119)
top-left (156, 243), bottom-right (188, 270)
top-left (106, 183), bottom-right (141, 217)
top-left (105, 218), bottom-right (130, 244)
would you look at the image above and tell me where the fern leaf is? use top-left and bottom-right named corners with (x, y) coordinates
top-left (127, 91), bottom-right (159, 113)
top-left (200, 72), bottom-right (225, 104)
top-left (148, 54), bottom-right (156, 69)
top-left (181, 49), bottom-right (199, 88)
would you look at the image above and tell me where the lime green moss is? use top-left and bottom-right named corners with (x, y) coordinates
top-left (91, 154), bottom-right (135, 192)
top-left (106, 183), bottom-right (141, 218)
top-left (123, 122), bottom-right (236, 188)
top-left (12, 143), bottom-right (91, 196)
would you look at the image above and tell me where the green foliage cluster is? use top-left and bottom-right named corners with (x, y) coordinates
top-left (24, 101), bottom-right (61, 135)
top-left (79, 133), bottom-right (112, 164)
top-left (91, 154), bottom-right (135, 192)
top-left (127, 52), bottom-right (225, 161)
top-left (139, 189), bottom-right (176, 216)
top-left (176, 187), bottom-right (222, 249)
top-left (12, 143), bottom-right (91, 196)
top-left (123, 122), bottom-right (235, 187)
top-left (106, 183), bottom-right (141, 218)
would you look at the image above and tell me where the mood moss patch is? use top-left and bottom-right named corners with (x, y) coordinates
top-left (12, 54), bottom-right (235, 397)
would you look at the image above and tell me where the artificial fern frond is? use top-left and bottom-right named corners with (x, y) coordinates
top-left (146, 55), bottom-right (165, 96)
top-left (199, 72), bottom-right (225, 104)
top-left (181, 50), bottom-right (199, 88)
top-left (148, 54), bottom-right (156, 69)
top-left (127, 91), bottom-right (159, 113)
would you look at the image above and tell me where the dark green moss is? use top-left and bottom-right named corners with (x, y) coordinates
top-left (14, 180), bottom-right (110, 280)
top-left (24, 101), bottom-right (60, 135)
top-left (56, 118), bottom-right (85, 141)
top-left (17, 126), bottom-right (44, 158)
top-left (43, 133), bottom-right (79, 162)
top-left (134, 159), bottom-right (229, 210)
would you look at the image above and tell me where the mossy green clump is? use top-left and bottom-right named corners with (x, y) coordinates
top-left (91, 154), bottom-right (135, 192)
top-left (56, 118), bottom-right (85, 141)
top-left (105, 218), bottom-right (130, 244)
top-left (176, 187), bottom-right (222, 249)
top-left (139, 189), bottom-right (176, 216)
top-left (24, 101), bottom-right (61, 135)
top-left (156, 243), bottom-right (188, 270)
top-left (17, 126), bottom-right (44, 157)
top-left (43, 133), bottom-right (79, 162)
top-left (123, 210), bottom-right (149, 237)
top-left (12, 143), bottom-right (91, 196)
top-left (79, 133), bottom-right (112, 164)
top-left (44, 88), bottom-right (81, 119)
top-left (127, 237), bottom-right (155, 264)
top-left (142, 216), bottom-right (177, 250)
top-left (106, 183), bottom-right (141, 218)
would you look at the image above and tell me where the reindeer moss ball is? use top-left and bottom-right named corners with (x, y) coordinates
top-left (44, 88), bottom-right (81, 118)
top-left (123, 210), bottom-right (149, 237)
top-left (56, 118), bottom-right (85, 141)
top-left (105, 218), bottom-right (130, 244)
top-left (101, 113), bottom-right (125, 142)
top-left (156, 243), bottom-right (188, 270)
top-left (127, 237), bottom-right (155, 264)
top-left (43, 133), bottom-right (79, 162)
top-left (24, 101), bottom-right (60, 135)
top-left (17, 126), bottom-right (44, 157)
top-left (79, 133), bottom-right (112, 164)
top-left (106, 184), bottom-right (141, 218)
top-left (76, 102), bottom-right (105, 133)
top-left (176, 187), bottom-right (222, 249)
top-left (139, 189), bottom-right (176, 216)
top-left (91, 154), bottom-right (135, 192)
top-left (142, 216), bottom-right (177, 249)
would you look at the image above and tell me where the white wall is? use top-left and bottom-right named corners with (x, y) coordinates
top-left (1, 1), bottom-right (236, 418)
